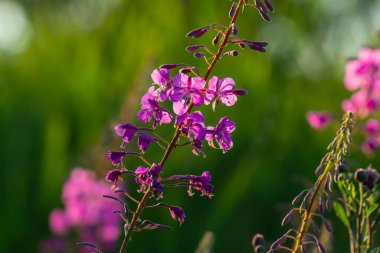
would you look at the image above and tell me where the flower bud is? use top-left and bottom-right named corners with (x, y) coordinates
top-left (229, 2), bottom-right (236, 18)
top-left (212, 32), bottom-right (221, 46)
top-left (186, 45), bottom-right (205, 52)
top-left (225, 50), bottom-right (239, 57)
top-left (231, 23), bottom-right (238, 36)
top-left (186, 26), bottom-right (211, 38)
top-left (193, 52), bottom-right (205, 58)
top-left (252, 233), bottom-right (265, 247)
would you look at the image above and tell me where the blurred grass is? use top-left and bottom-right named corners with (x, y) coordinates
top-left (0, 0), bottom-right (380, 252)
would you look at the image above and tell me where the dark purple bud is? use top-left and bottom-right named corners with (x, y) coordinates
top-left (258, 9), bottom-right (271, 22)
top-left (226, 50), bottom-right (239, 57)
top-left (137, 133), bottom-right (156, 152)
top-left (248, 43), bottom-right (267, 52)
top-left (281, 209), bottom-right (294, 226)
top-left (315, 164), bottom-right (323, 176)
top-left (252, 233), bottom-right (265, 247)
top-left (322, 217), bottom-right (332, 232)
top-left (254, 41), bottom-right (269, 47)
top-left (239, 42), bottom-right (246, 48)
top-left (231, 23), bottom-right (238, 36)
top-left (264, 0), bottom-right (274, 12)
top-left (169, 206), bottom-right (185, 224)
top-left (338, 164), bottom-right (347, 174)
top-left (292, 190), bottom-right (306, 205)
top-left (317, 242), bottom-right (327, 253)
top-left (229, 2), bottom-right (236, 18)
top-left (159, 63), bottom-right (187, 69)
top-left (179, 68), bottom-right (191, 74)
top-left (212, 32), bottom-right (221, 46)
top-left (355, 168), bottom-right (367, 182)
top-left (186, 26), bottom-right (211, 38)
top-left (319, 197), bottom-right (325, 215)
top-left (194, 52), bottom-right (205, 58)
top-left (232, 89), bottom-right (248, 96)
top-left (107, 151), bottom-right (127, 166)
top-left (186, 45), bottom-right (205, 52)
top-left (105, 169), bottom-right (122, 184)
top-left (271, 235), bottom-right (286, 249)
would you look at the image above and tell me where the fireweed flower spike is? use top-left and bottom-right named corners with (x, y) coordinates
top-left (261, 112), bottom-right (355, 253)
top-left (96, 1), bottom-right (273, 253)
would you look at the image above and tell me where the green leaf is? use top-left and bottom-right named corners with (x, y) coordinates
top-left (366, 203), bottom-right (379, 217)
top-left (370, 247), bottom-right (380, 253)
top-left (333, 202), bottom-right (350, 228)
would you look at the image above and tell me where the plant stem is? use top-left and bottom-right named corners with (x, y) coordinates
top-left (292, 161), bottom-right (332, 253)
top-left (118, 1), bottom-right (245, 252)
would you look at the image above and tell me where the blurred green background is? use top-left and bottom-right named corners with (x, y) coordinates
top-left (1, 0), bottom-right (380, 252)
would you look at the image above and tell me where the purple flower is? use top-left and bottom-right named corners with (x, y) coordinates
top-left (168, 206), bottom-right (185, 224)
top-left (344, 48), bottom-right (380, 91)
top-left (149, 164), bottom-right (162, 179)
top-left (107, 151), bottom-right (127, 167)
top-left (342, 91), bottom-right (377, 118)
top-left (205, 76), bottom-right (238, 109)
top-left (206, 117), bottom-right (236, 153)
top-left (192, 139), bottom-right (206, 157)
top-left (114, 123), bottom-right (137, 144)
top-left (361, 137), bottom-right (380, 157)
top-left (105, 169), bottom-right (122, 185)
top-left (49, 168), bottom-right (122, 250)
top-left (188, 171), bottom-right (214, 198)
top-left (138, 89), bottom-right (172, 127)
top-left (135, 166), bottom-right (151, 192)
top-left (49, 209), bottom-right (68, 235)
top-left (168, 73), bottom-right (206, 115)
top-left (175, 111), bottom-right (206, 141)
top-left (151, 68), bottom-right (171, 87)
top-left (152, 180), bottom-right (163, 199)
top-left (306, 111), bottom-right (331, 130)
top-left (137, 133), bottom-right (156, 152)
top-left (364, 119), bottom-right (380, 135)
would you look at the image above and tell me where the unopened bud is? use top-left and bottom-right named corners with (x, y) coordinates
top-left (186, 26), bottom-right (211, 38)
top-left (229, 2), bottom-right (236, 18)
top-left (186, 45), bottom-right (205, 52)
top-left (193, 52), bottom-right (205, 58)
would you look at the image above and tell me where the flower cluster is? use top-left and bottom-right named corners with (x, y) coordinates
top-left (43, 168), bottom-right (122, 252)
top-left (75, 1), bottom-right (273, 252)
top-left (307, 47), bottom-right (380, 156)
top-left (105, 66), bottom-right (243, 225)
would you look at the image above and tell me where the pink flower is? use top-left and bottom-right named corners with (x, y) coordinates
top-left (138, 88), bottom-right (172, 127)
top-left (168, 206), bottom-right (185, 224)
top-left (306, 111), bottom-right (331, 130)
top-left (364, 119), bottom-right (380, 135)
top-left (49, 209), bottom-right (68, 235)
top-left (206, 117), bottom-right (236, 153)
top-left (175, 111), bottom-right (206, 141)
top-left (205, 76), bottom-right (244, 109)
top-left (344, 47), bottom-right (380, 91)
top-left (167, 73), bottom-right (206, 115)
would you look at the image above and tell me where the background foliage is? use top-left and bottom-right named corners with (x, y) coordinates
top-left (1, 0), bottom-right (380, 252)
